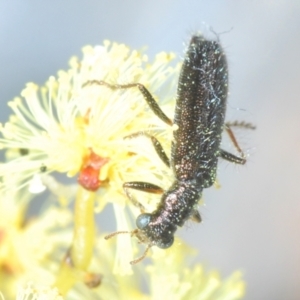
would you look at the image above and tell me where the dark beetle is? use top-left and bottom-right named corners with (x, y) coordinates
top-left (84, 34), bottom-right (249, 264)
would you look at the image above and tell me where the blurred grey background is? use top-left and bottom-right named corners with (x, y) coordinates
top-left (1, 1), bottom-right (300, 299)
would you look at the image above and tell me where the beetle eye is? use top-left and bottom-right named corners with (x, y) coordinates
top-left (136, 213), bottom-right (151, 229)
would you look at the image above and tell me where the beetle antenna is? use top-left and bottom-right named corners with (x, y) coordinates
top-left (130, 245), bottom-right (151, 265)
top-left (104, 230), bottom-right (131, 240)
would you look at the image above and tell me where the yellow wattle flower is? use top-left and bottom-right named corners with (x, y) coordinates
top-left (0, 41), bottom-right (178, 200)
top-left (0, 40), bottom-right (246, 300)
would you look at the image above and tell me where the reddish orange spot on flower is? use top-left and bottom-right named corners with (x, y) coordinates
top-left (0, 228), bottom-right (5, 243)
top-left (84, 272), bottom-right (103, 288)
top-left (83, 108), bottom-right (91, 125)
top-left (78, 150), bottom-right (109, 191)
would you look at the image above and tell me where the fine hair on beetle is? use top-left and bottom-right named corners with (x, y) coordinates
top-left (84, 34), bottom-right (254, 264)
